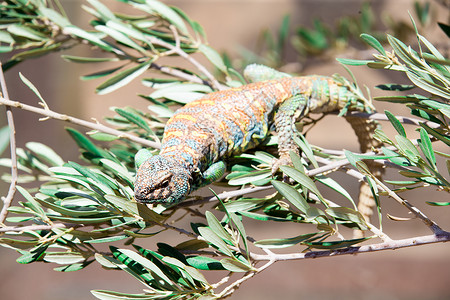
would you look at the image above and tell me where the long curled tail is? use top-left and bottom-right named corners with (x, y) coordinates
top-left (346, 116), bottom-right (384, 237)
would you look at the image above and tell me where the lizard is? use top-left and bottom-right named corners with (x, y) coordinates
top-left (134, 64), bottom-right (383, 225)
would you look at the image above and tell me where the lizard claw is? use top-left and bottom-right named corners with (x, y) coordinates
top-left (271, 155), bottom-right (294, 182)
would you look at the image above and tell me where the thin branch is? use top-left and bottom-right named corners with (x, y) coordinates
top-left (0, 96), bottom-right (161, 149)
top-left (0, 62), bottom-right (17, 224)
top-left (248, 231), bottom-right (450, 261)
top-left (346, 111), bottom-right (441, 129)
top-left (147, 36), bottom-right (224, 91)
top-left (0, 223), bottom-right (66, 233)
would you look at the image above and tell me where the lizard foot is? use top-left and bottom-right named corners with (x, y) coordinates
top-left (271, 155), bottom-right (294, 183)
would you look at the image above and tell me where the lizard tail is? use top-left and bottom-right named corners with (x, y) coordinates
top-left (345, 116), bottom-right (384, 238)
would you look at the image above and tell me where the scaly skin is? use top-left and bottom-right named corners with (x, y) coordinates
top-left (135, 67), bottom-right (372, 205)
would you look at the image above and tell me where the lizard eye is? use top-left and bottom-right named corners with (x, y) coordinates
top-left (160, 179), bottom-right (170, 189)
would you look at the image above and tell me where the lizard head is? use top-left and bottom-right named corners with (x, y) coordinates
top-left (134, 155), bottom-right (191, 205)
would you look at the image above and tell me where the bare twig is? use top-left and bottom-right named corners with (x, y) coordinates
top-left (248, 232), bottom-right (450, 261)
top-left (0, 96), bottom-right (161, 149)
top-left (0, 62), bottom-right (18, 224)
top-left (146, 36), bottom-right (224, 91)
top-left (0, 223), bottom-right (66, 233)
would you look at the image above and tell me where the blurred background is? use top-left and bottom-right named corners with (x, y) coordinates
top-left (0, 0), bottom-right (449, 299)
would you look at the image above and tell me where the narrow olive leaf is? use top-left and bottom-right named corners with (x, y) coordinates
top-left (16, 186), bottom-right (46, 218)
top-left (406, 71), bottom-right (450, 99)
top-left (271, 180), bottom-right (310, 214)
top-left (205, 211), bottom-right (233, 245)
top-left (61, 55), bottom-right (118, 63)
top-left (26, 142), bottom-right (64, 166)
top-left (95, 25), bottom-right (147, 53)
top-left (118, 248), bottom-right (174, 286)
top-left (64, 26), bottom-right (113, 52)
top-left (19, 72), bottom-right (47, 106)
top-left (97, 61), bottom-right (151, 95)
top-left (421, 123), bottom-right (450, 146)
top-left (198, 44), bottom-right (227, 73)
top-left (146, 0), bottom-right (189, 35)
top-left (115, 108), bottom-right (153, 133)
top-left (43, 252), bottom-right (86, 264)
top-left (279, 165), bottom-right (325, 204)
top-left (16, 245), bottom-right (48, 264)
top-left (336, 58), bottom-right (373, 66)
top-left (88, 132), bottom-right (119, 142)
top-left (385, 110), bottom-right (406, 137)
top-left (237, 210), bottom-right (291, 222)
top-left (315, 176), bottom-right (356, 209)
top-left (325, 207), bottom-right (368, 230)
top-left (304, 237), bottom-right (371, 249)
top-left (66, 128), bottom-right (112, 160)
top-left (186, 256), bottom-right (225, 270)
top-left (230, 213), bottom-right (247, 251)
top-left (426, 201), bottom-right (450, 206)
top-left (254, 232), bottom-right (317, 249)
top-left (360, 33), bottom-right (386, 55)
top-left (0, 126), bottom-right (10, 156)
top-left (418, 128), bottom-right (436, 167)
top-left (38, 7), bottom-right (71, 27)
top-left (87, 0), bottom-right (116, 21)
top-left (395, 135), bottom-right (421, 163)
top-left (54, 263), bottom-right (88, 272)
top-left (197, 226), bottom-right (234, 257)
top-left (375, 83), bottom-right (415, 91)
top-left (85, 235), bottom-right (128, 244)
top-left (0, 30), bottom-right (14, 43)
top-left (227, 170), bottom-right (271, 186)
top-left (387, 214), bottom-right (413, 221)
top-left (293, 133), bottom-right (318, 168)
top-left (7, 24), bottom-right (48, 41)
top-left (421, 100), bottom-right (450, 119)
top-left (91, 290), bottom-right (155, 299)
top-left (220, 258), bottom-right (253, 272)
top-left (81, 66), bottom-right (124, 81)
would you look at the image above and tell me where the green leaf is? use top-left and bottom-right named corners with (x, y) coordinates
top-left (395, 135), bottom-right (421, 163)
top-left (91, 290), bottom-right (156, 300)
top-left (220, 258), bottom-right (253, 272)
top-left (16, 186), bottom-right (46, 218)
top-left (205, 211), bottom-right (233, 245)
top-left (0, 126), bottom-right (10, 156)
top-left (87, 0), bottom-right (117, 21)
top-left (279, 166), bottom-right (326, 205)
top-left (360, 33), bottom-right (386, 55)
top-left (19, 72), bottom-right (47, 105)
top-left (198, 226), bottom-right (234, 257)
top-left (186, 256), bottom-right (225, 270)
top-left (375, 84), bottom-right (415, 91)
top-left (88, 132), bottom-right (120, 142)
top-left (38, 7), bottom-right (71, 27)
top-left (54, 263), bottom-right (88, 272)
top-left (316, 176), bottom-right (356, 209)
top-left (61, 55), bottom-right (118, 63)
top-left (418, 128), bottom-right (436, 167)
top-left (304, 237), bottom-right (371, 249)
top-left (84, 235), bottom-right (128, 244)
top-left (385, 110), bottom-right (406, 137)
top-left (145, 0), bottom-right (189, 35)
top-left (198, 44), bottom-right (227, 73)
top-left (64, 25), bottom-right (114, 52)
top-left (254, 232), bottom-right (317, 249)
top-left (421, 123), bottom-right (450, 146)
top-left (227, 169), bottom-right (271, 186)
top-left (426, 201), bottom-right (450, 206)
top-left (271, 180), bottom-right (310, 214)
top-left (325, 207), bottom-right (368, 230)
top-left (26, 142), bottom-right (64, 166)
top-left (336, 58), bottom-right (372, 66)
top-left (115, 108), bottom-right (153, 133)
top-left (7, 24), bottom-right (48, 41)
top-left (81, 66), bottom-right (124, 81)
top-left (96, 61), bottom-right (152, 95)
top-left (44, 252), bottom-right (86, 264)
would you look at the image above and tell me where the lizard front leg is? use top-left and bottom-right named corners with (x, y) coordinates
top-left (272, 94), bottom-right (308, 175)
